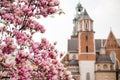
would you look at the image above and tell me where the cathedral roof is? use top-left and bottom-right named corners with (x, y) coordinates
top-left (68, 39), bottom-right (78, 53)
top-left (95, 39), bottom-right (106, 51)
top-left (118, 39), bottom-right (120, 45)
top-left (69, 59), bottom-right (79, 66)
top-left (96, 54), bottom-right (113, 63)
top-left (104, 31), bottom-right (120, 48)
top-left (68, 39), bottom-right (120, 52)
top-left (80, 9), bottom-right (92, 20)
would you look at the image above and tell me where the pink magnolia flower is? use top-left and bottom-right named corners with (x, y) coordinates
top-left (41, 9), bottom-right (48, 17)
top-left (40, 0), bottom-right (48, 6)
top-left (54, 1), bottom-right (60, 6)
top-left (0, 0), bottom-right (73, 80)
top-left (48, 7), bottom-right (56, 14)
top-left (4, 37), bottom-right (13, 45)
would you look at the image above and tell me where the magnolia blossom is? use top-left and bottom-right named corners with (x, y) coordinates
top-left (0, 0), bottom-right (73, 80)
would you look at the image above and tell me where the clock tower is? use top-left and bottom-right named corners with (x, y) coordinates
top-left (78, 9), bottom-right (96, 80)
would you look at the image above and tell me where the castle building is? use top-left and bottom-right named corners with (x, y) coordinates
top-left (62, 2), bottom-right (120, 80)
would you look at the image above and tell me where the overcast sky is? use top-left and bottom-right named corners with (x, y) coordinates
top-left (34, 0), bottom-right (120, 53)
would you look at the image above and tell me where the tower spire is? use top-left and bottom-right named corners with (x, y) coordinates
top-left (75, 2), bottom-right (83, 14)
top-left (110, 27), bottom-right (112, 32)
top-left (83, 9), bottom-right (88, 15)
top-left (72, 2), bottom-right (83, 37)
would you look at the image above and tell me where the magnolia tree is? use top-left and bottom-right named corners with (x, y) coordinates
top-left (0, 0), bottom-right (73, 80)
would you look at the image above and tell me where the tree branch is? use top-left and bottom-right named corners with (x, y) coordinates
top-left (19, 0), bottom-right (33, 30)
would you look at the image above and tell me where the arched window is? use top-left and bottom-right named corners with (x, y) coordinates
top-left (110, 65), bottom-right (113, 70)
top-left (103, 64), bottom-right (107, 69)
top-left (85, 23), bottom-right (88, 31)
top-left (86, 46), bottom-right (88, 52)
top-left (110, 52), bottom-right (116, 63)
top-left (86, 72), bottom-right (90, 80)
top-left (72, 55), bottom-right (76, 60)
top-left (97, 64), bottom-right (101, 70)
top-left (86, 35), bottom-right (88, 41)
top-left (85, 20), bottom-right (88, 31)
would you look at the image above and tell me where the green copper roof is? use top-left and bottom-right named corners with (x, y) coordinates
top-left (76, 2), bottom-right (83, 13)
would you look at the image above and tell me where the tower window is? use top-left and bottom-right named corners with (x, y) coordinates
top-left (86, 35), bottom-right (88, 41)
top-left (85, 23), bottom-right (88, 30)
top-left (86, 46), bottom-right (88, 52)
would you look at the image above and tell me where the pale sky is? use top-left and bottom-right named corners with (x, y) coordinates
top-left (34, 0), bottom-right (120, 53)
